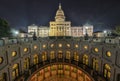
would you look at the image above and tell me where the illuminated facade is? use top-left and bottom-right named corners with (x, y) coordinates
top-left (0, 37), bottom-right (120, 81)
top-left (49, 3), bottom-right (71, 36)
top-left (28, 4), bottom-right (93, 37)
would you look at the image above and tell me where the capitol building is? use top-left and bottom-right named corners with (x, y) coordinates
top-left (28, 4), bottom-right (93, 37)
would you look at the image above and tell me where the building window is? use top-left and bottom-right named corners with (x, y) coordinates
top-left (66, 51), bottom-right (70, 59)
top-left (106, 51), bottom-right (111, 57)
top-left (92, 58), bottom-right (99, 71)
top-left (75, 44), bottom-right (78, 48)
top-left (65, 65), bottom-right (70, 71)
top-left (94, 48), bottom-right (99, 52)
top-left (43, 44), bottom-right (46, 48)
top-left (50, 44), bottom-right (54, 48)
top-left (24, 58), bottom-right (30, 70)
top-left (34, 45), bottom-right (37, 50)
top-left (58, 44), bottom-right (62, 47)
top-left (33, 54), bottom-right (38, 64)
top-left (73, 68), bottom-right (77, 73)
top-left (0, 73), bottom-right (6, 81)
top-left (50, 51), bottom-right (55, 59)
top-left (44, 67), bottom-right (49, 72)
top-left (83, 54), bottom-right (88, 65)
top-left (67, 44), bottom-right (70, 47)
top-left (12, 51), bottom-right (17, 57)
top-left (42, 52), bottom-right (47, 61)
top-left (0, 57), bottom-right (3, 64)
top-left (58, 64), bottom-right (63, 70)
top-left (73, 52), bottom-right (79, 61)
top-left (104, 64), bottom-right (111, 79)
top-left (58, 51), bottom-right (63, 58)
top-left (51, 65), bottom-right (56, 71)
top-left (84, 45), bottom-right (88, 50)
top-left (12, 64), bottom-right (19, 80)
top-left (24, 48), bottom-right (28, 52)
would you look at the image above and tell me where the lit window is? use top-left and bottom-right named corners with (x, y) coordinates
top-left (51, 44), bottom-right (54, 48)
top-left (58, 51), bottom-right (62, 58)
top-left (24, 48), bottom-right (28, 52)
top-left (92, 58), bottom-right (99, 71)
top-left (83, 54), bottom-right (88, 65)
top-left (106, 51), bottom-right (111, 57)
top-left (34, 45), bottom-right (37, 49)
top-left (0, 57), bottom-right (3, 64)
top-left (66, 51), bottom-right (70, 59)
top-left (34, 54), bottom-right (38, 64)
top-left (24, 58), bottom-right (29, 70)
top-left (104, 64), bottom-right (111, 78)
top-left (74, 52), bottom-right (79, 61)
top-left (12, 64), bottom-right (19, 80)
top-left (50, 51), bottom-right (55, 59)
top-left (67, 44), bottom-right (70, 47)
top-left (84, 45), bottom-right (88, 49)
top-left (44, 67), bottom-right (48, 72)
top-left (43, 45), bottom-right (46, 48)
top-left (75, 44), bottom-right (78, 48)
top-left (42, 52), bottom-right (47, 61)
top-left (73, 68), bottom-right (77, 73)
top-left (12, 51), bottom-right (17, 57)
top-left (59, 44), bottom-right (62, 47)
top-left (94, 48), bottom-right (99, 52)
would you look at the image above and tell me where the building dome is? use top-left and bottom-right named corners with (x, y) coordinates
top-left (55, 3), bottom-right (65, 21)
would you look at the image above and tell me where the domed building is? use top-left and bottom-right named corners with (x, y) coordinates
top-left (28, 3), bottom-right (93, 37)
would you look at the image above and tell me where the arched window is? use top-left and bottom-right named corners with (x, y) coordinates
top-left (50, 51), bottom-right (55, 59)
top-left (42, 52), bottom-right (47, 61)
top-left (104, 64), bottom-right (111, 79)
top-left (0, 73), bottom-right (6, 81)
top-left (12, 64), bottom-right (19, 80)
top-left (24, 58), bottom-right (30, 70)
top-left (92, 58), bottom-right (99, 71)
top-left (33, 54), bottom-right (39, 64)
top-left (73, 52), bottom-right (79, 61)
top-left (66, 51), bottom-right (70, 59)
top-left (58, 64), bottom-right (63, 75)
top-left (58, 51), bottom-right (63, 58)
top-left (83, 54), bottom-right (88, 65)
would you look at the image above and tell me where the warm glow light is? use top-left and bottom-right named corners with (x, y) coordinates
top-left (51, 44), bottom-right (54, 48)
top-left (106, 51), bottom-right (111, 57)
top-left (75, 44), bottom-right (78, 48)
top-left (84, 45), bottom-right (88, 49)
top-left (94, 48), bottom-right (99, 52)
top-left (67, 44), bottom-right (70, 47)
top-left (0, 57), bottom-right (3, 64)
top-left (59, 44), bottom-right (62, 47)
top-left (43, 45), bottom-right (46, 48)
top-left (12, 51), bottom-right (17, 57)
top-left (24, 48), bottom-right (28, 52)
top-left (34, 45), bottom-right (37, 49)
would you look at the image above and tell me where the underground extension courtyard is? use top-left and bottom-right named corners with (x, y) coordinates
top-left (0, 36), bottom-right (120, 81)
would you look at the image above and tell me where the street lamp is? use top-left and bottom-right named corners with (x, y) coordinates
top-left (14, 31), bottom-right (19, 35)
top-left (11, 29), bottom-right (19, 37)
top-left (103, 30), bottom-right (107, 37)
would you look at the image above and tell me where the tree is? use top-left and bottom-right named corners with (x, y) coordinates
top-left (0, 18), bottom-right (11, 38)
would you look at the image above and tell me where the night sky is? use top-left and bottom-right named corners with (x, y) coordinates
top-left (0, 0), bottom-right (120, 31)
